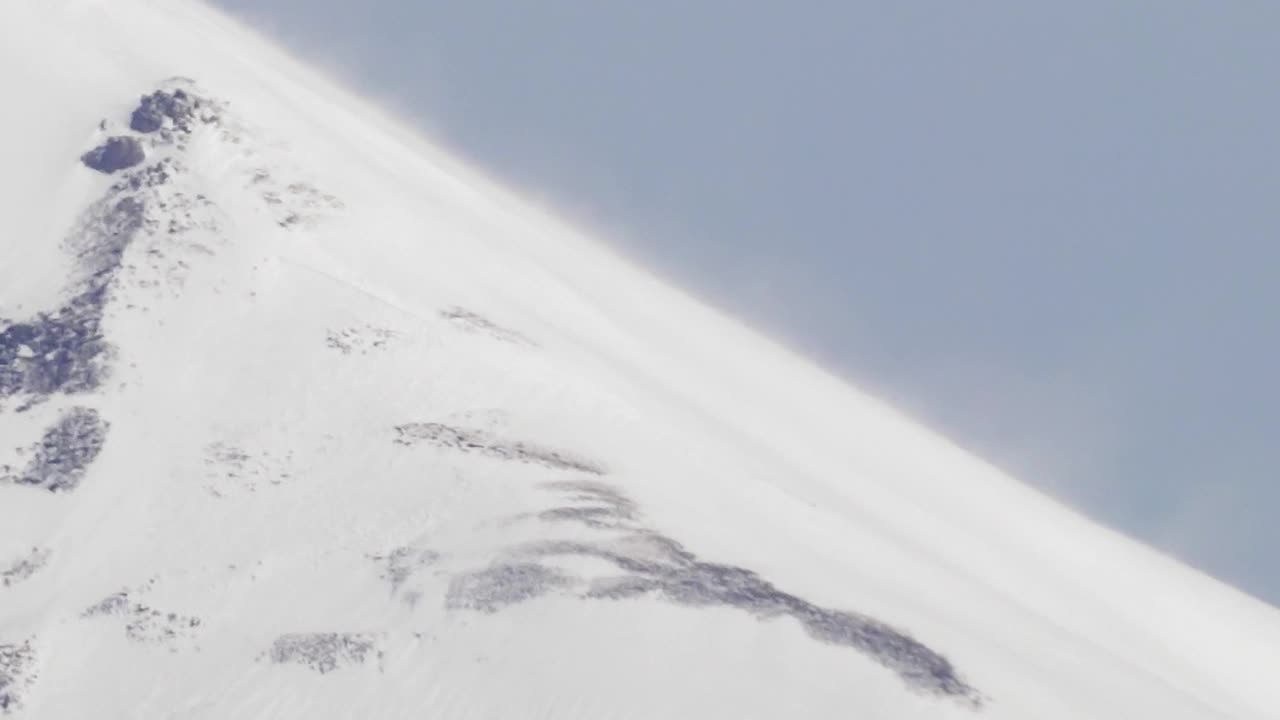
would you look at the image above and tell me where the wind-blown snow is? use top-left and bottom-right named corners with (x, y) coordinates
top-left (2, 1), bottom-right (1279, 718)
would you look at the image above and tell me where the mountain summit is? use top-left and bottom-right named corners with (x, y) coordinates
top-left (2, 2), bottom-right (1278, 718)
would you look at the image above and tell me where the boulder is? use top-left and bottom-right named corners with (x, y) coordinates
top-left (80, 136), bottom-right (145, 174)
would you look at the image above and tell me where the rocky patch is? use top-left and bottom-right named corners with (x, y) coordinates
top-left (127, 189), bottom-right (223, 297)
top-left (446, 562), bottom-right (572, 613)
top-left (202, 442), bottom-right (294, 496)
top-left (130, 87), bottom-right (208, 134)
top-left (272, 182), bottom-right (344, 228)
top-left (249, 170), bottom-right (343, 229)
top-left (0, 640), bottom-right (35, 715)
top-left (583, 575), bottom-right (663, 600)
top-left (4, 82), bottom-right (256, 409)
top-left (83, 592), bottom-right (131, 617)
top-left (6, 407), bottom-right (109, 493)
top-left (393, 422), bottom-right (604, 475)
top-left (4, 83), bottom-right (227, 405)
top-left (82, 591), bottom-right (202, 649)
top-left (264, 633), bottom-right (382, 674)
top-left (369, 546), bottom-right (440, 593)
top-left (128, 84), bottom-right (224, 151)
top-left (0, 292), bottom-right (109, 402)
top-left (439, 307), bottom-right (536, 346)
top-left (113, 158), bottom-right (175, 193)
top-left (325, 325), bottom-right (396, 355)
top-left (447, 480), bottom-right (983, 706)
top-left (1, 194), bottom-right (146, 402)
top-left (536, 480), bottom-right (639, 530)
top-left (1, 548), bottom-right (50, 588)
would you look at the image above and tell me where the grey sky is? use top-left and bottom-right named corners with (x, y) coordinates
top-left (211, 1), bottom-right (1279, 605)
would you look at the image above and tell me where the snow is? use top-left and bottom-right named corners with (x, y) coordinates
top-left (2, 0), bottom-right (1279, 718)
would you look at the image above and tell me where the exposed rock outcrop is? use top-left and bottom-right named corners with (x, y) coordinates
top-left (130, 88), bottom-right (205, 134)
top-left (81, 136), bottom-right (145, 174)
top-left (11, 407), bottom-right (110, 493)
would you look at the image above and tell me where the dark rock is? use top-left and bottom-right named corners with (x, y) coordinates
top-left (0, 292), bottom-right (107, 398)
top-left (794, 606), bottom-right (974, 700)
top-left (13, 407), bottom-right (110, 493)
top-left (130, 89), bottom-right (201, 133)
top-left (1, 192), bottom-right (146, 400)
top-left (81, 136), bottom-right (145, 174)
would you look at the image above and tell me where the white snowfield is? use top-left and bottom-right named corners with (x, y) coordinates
top-left (1, 1), bottom-right (1277, 718)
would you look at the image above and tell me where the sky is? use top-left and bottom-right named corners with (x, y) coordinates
top-left (210, 1), bottom-right (1279, 606)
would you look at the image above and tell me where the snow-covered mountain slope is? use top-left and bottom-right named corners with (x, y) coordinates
top-left (2, 1), bottom-right (1278, 718)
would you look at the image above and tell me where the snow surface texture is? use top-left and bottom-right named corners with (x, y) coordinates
top-left (2, 1), bottom-right (1279, 718)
